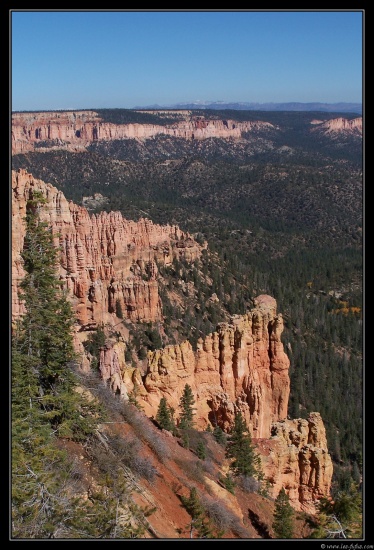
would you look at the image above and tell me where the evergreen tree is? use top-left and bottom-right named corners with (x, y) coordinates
top-left (196, 439), bottom-right (207, 460)
top-left (180, 487), bottom-right (218, 538)
top-left (333, 484), bottom-right (362, 537)
top-left (11, 342), bottom-right (71, 538)
top-left (181, 430), bottom-right (190, 450)
top-left (84, 324), bottom-right (106, 370)
top-left (272, 488), bottom-right (294, 539)
top-left (14, 192), bottom-right (89, 438)
top-left (219, 473), bottom-right (236, 494)
top-left (155, 396), bottom-right (175, 432)
top-left (11, 192), bottom-right (99, 537)
top-left (225, 411), bottom-right (262, 479)
top-left (178, 384), bottom-right (196, 429)
top-left (64, 470), bottom-right (155, 538)
top-left (312, 483), bottom-right (362, 538)
top-left (213, 425), bottom-right (227, 446)
top-left (128, 380), bottom-right (144, 411)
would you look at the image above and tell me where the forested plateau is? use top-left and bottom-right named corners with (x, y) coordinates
top-left (11, 109), bottom-right (363, 539)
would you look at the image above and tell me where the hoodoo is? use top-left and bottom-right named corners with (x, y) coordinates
top-left (12, 169), bottom-right (333, 513)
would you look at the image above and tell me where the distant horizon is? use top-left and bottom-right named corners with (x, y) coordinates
top-left (11, 100), bottom-right (363, 116)
top-left (11, 10), bottom-right (363, 112)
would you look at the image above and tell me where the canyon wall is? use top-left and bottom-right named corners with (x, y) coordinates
top-left (12, 168), bottom-right (201, 327)
top-left (257, 413), bottom-right (333, 513)
top-left (12, 110), bottom-right (362, 156)
top-left (99, 295), bottom-right (332, 513)
top-left (100, 294), bottom-right (289, 440)
top-left (140, 294), bottom-right (290, 440)
top-left (11, 169), bottom-right (333, 512)
top-left (311, 116), bottom-right (362, 134)
top-left (11, 110), bottom-right (275, 154)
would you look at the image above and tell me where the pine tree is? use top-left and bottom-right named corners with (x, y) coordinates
top-left (178, 384), bottom-right (196, 429)
top-left (225, 411), bottom-right (262, 479)
top-left (11, 192), bottom-right (99, 537)
top-left (333, 484), bottom-right (362, 537)
top-left (196, 439), bottom-right (207, 460)
top-left (181, 430), bottom-right (190, 450)
top-left (272, 488), bottom-right (294, 539)
top-left (312, 483), bottom-right (363, 538)
top-left (83, 324), bottom-right (106, 369)
top-left (14, 192), bottom-right (89, 437)
top-left (180, 487), bottom-right (216, 538)
top-left (213, 425), bottom-right (227, 446)
top-left (128, 380), bottom-right (144, 411)
top-left (219, 473), bottom-right (236, 494)
top-left (155, 396), bottom-right (175, 432)
top-left (64, 469), bottom-right (155, 538)
top-left (11, 341), bottom-right (70, 538)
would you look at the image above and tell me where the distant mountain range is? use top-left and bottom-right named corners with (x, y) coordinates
top-left (134, 101), bottom-right (362, 114)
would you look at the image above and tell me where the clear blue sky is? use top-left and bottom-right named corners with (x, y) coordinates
top-left (10, 10), bottom-right (363, 111)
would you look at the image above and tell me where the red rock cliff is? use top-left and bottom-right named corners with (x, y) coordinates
top-left (131, 294), bottom-right (289, 439)
top-left (257, 413), bottom-right (333, 513)
top-left (98, 295), bottom-right (332, 512)
top-left (11, 168), bottom-right (333, 512)
top-left (311, 116), bottom-right (362, 135)
top-left (12, 110), bottom-right (275, 154)
top-left (12, 168), bottom-right (201, 327)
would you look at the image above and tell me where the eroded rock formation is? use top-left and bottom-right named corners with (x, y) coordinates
top-left (11, 168), bottom-right (333, 512)
top-left (99, 339), bottom-right (129, 399)
top-left (310, 116), bottom-right (362, 135)
top-left (257, 413), bottom-right (333, 513)
top-left (94, 295), bottom-right (290, 440)
top-left (12, 110), bottom-right (275, 154)
top-left (138, 295), bottom-right (290, 439)
top-left (12, 168), bottom-right (201, 327)
top-left (96, 294), bottom-right (332, 512)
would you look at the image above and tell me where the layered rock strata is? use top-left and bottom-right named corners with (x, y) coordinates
top-left (139, 294), bottom-right (290, 439)
top-left (99, 339), bottom-right (129, 399)
top-left (98, 294), bottom-right (333, 512)
top-left (97, 295), bottom-right (289, 441)
top-left (310, 116), bottom-right (362, 134)
top-left (12, 110), bottom-right (275, 154)
top-left (257, 413), bottom-right (334, 513)
top-left (11, 168), bottom-right (333, 512)
top-left (12, 169), bottom-right (201, 327)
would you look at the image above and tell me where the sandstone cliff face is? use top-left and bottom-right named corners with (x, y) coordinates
top-left (99, 339), bottom-right (129, 399)
top-left (96, 295), bottom-right (289, 440)
top-left (11, 168), bottom-right (333, 513)
top-left (257, 413), bottom-right (333, 513)
top-left (311, 116), bottom-right (362, 135)
top-left (97, 294), bottom-right (332, 512)
top-left (12, 169), bottom-right (201, 327)
top-left (139, 294), bottom-right (290, 439)
top-left (97, 295), bottom-right (290, 440)
top-left (11, 110), bottom-right (275, 154)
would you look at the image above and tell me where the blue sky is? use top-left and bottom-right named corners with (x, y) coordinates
top-left (10, 10), bottom-right (363, 111)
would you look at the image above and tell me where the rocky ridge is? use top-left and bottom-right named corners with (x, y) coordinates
top-left (310, 116), bottom-right (362, 134)
top-left (11, 169), bottom-right (333, 514)
top-left (98, 296), bottom-right (333, 513)
top-left (11, 110), bottom-right (275, 154)
top-left (12, 168), bottom-right (201, 327)
top-left (12, 110), bottom-right (363, 156)
top-left (99, 295), bottom-right (290, 439)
